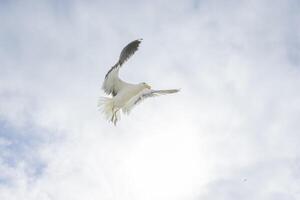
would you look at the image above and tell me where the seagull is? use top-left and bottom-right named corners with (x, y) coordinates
top-left (98, 39), bottom-right (179, 125)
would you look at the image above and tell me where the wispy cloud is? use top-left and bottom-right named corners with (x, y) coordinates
top-left (0, 0), bottom-right (299, 199)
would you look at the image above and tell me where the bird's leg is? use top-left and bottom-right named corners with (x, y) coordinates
top-left (113, 109), bottom-right (120, 126)
top-left (111, 108), bottom-right (115, 123)
top-left (113, 117), bottom-right (117, 126)
top-left (113, 112), bottom-right (117, 126)
top-left (111, 114), bottom-right (115, 124)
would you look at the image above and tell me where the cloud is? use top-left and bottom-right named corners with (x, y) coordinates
top-left (0, 0), bottom-right (300, 199)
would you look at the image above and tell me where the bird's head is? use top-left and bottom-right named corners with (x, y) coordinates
top-left (141, 82), bottom-right (151, 89)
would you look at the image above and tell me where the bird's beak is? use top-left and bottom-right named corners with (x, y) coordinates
top-left (146, 84), bottom-right (151, 89)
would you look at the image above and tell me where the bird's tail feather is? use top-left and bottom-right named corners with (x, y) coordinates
top-left (97, 97), bottom-right (120, 125)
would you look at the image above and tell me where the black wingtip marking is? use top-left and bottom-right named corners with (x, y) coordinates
top-left (118, 39), bottom-right (142, 66)
top-left (104, 39), bottom-right (143, 89)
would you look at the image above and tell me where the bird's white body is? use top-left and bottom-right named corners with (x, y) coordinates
top-left (99, 39), bottom-right (179, 125)
top-left (113, 83), bottom-right (146, 108)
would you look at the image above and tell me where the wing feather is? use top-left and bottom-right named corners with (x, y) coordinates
top-left (102, 39), bottom-right (142, 96)
top-left (135, 89), bottom-right (180, 104)
top-left (122, 89), bottom-right (180, 114)
top-left (118, 39), bottom-right (142, 66)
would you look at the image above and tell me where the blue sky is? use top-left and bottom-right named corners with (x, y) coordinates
top-left (0, 0), bottom-right (300, 199)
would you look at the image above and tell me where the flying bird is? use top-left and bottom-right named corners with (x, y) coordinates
top-left (98, 39), bottom-right (179, 125)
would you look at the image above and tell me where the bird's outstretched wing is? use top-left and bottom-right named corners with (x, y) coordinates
top-left (122, 89), bottom-right (180, 114)
top-left (102, 39), bottom-right (142, 96)
top-left (118, 39), bottom-right (142, 66)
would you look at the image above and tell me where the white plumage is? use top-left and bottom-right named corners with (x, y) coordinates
top-left (98, 39), bottom-right (179, 125)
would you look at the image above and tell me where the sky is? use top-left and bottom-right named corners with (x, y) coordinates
top-left (0, 0), bottom-right (300, 199)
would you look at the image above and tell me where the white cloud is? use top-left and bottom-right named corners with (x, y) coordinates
top-left (0, 0), bottom-right (300, 199)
